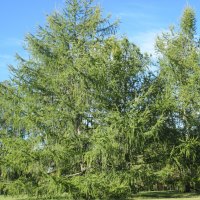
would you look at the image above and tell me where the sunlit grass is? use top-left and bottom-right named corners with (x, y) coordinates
top-left (132, 191), bottom-right (200, 199)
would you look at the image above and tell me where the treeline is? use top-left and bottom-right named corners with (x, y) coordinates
top-left (0, 0), bottom-right (200, 199)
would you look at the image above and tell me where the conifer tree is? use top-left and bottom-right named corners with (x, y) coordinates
top-left (2, 0), bottom-right (200, 198)
top-left (0, 0), bottom-right (157, 198)
top-left (156, 6), bottom-right (200, 192)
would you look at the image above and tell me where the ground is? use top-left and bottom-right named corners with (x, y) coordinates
top-left (1, 191), bottom-right (200, 200)
top-left (132, 191), bottom-right (200, 199)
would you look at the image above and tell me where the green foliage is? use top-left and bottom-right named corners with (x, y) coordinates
top-left (1, 1), bottom-right (200, 199)
top-left (70, 172), bottom-right (130, 199)
top-left (181, 6), bottom-right (196, 38)
top-left (156, 6), bottom-right (200, 192)
top-left (0, 0), bottom-right (154, 198)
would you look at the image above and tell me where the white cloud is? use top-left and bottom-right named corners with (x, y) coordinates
top-left (129, 29), bottom-right (165, 56)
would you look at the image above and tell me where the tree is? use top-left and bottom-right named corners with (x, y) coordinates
top-left (2, 1), bottom-right (200, 198)
top-left (0, 0), bottom-right (118, 197)
top-left (156, 6), bottom-right (200, 192)
top-left (0, 0), bottom-right (158, 198)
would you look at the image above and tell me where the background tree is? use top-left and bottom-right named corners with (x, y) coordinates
top-left (156, 6), bottom-right (200, 192)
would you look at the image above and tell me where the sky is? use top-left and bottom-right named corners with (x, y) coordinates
top-left (0, 0), bottom-right (200, 81)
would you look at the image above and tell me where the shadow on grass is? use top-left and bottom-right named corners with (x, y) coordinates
top-left (19, 197), bottom-right (68, 200)
top-left (133, 190), bottom-right (200, 199)
top-left (2, 191), bottom-right (200, 200)
top-left (1, 195), bottom-right (69, 200)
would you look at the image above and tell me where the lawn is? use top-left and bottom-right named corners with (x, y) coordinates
top-left (1, 191), bottom-right (200, 200)
top-left (132, 191), bottom-right (200, 199)
top-left (0, 196), bottom-right (66, 200)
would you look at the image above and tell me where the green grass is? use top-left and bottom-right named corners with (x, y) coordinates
top-left (1, 191), bottom-right (200, 200)
top-left (132, 191), bottom-right (200, 199)
top-left (0, 196), bottom-right (67, 200)
top-left (0, 197), bottom-right (25, 200)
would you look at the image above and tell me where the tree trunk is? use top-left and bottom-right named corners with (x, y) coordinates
top-left (184, 182), bottom-right (191, 193)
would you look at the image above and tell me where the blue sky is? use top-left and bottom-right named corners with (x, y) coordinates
top-left (0, 0), bottom-right (200, 81)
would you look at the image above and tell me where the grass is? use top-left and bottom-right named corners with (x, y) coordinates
top-left (1, 191), bottom-right (200, 200)
top-left (0, 196), bottom-right (68, 200)
top-left (132, 190), bottom-right (200, 199)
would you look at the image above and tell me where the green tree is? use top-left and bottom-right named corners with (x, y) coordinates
top-left (0, 0), bottom-right (118, 197)
top-left (0, 0), bottom-right (157, 198)
top-left (3, 1), bottom-right (200, 198)
top-left (156, 6), bottom-right (200, 192)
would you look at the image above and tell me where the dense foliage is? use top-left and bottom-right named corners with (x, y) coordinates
top-left (0, 0), bottom-right (200, 199)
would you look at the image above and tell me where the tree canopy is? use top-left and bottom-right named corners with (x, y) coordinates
top-left (0, 1), bottom-right (200, 199)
